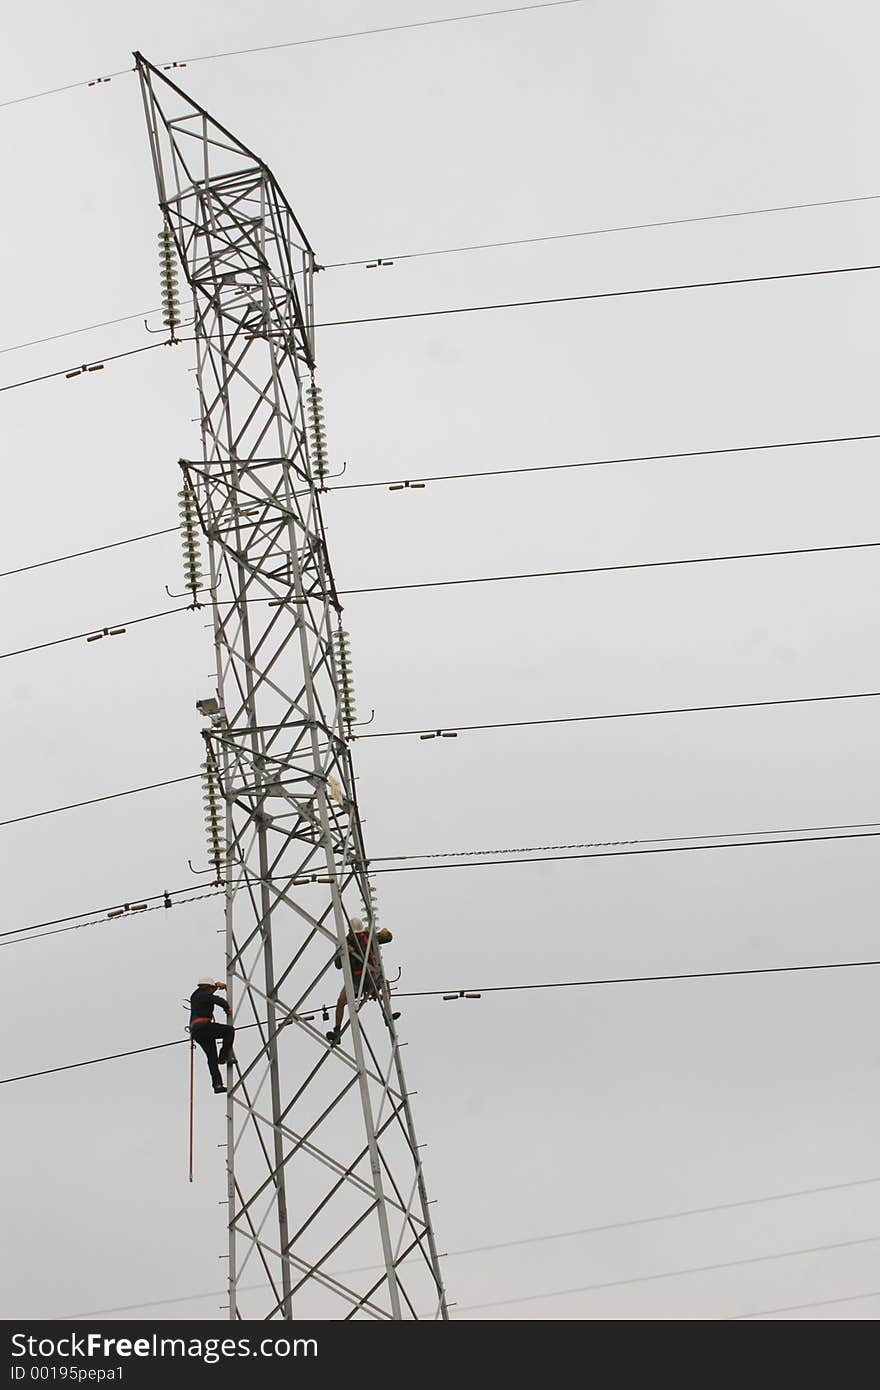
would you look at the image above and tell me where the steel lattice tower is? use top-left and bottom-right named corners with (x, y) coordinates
top-left (136, 54), bottom-right (448, 1322)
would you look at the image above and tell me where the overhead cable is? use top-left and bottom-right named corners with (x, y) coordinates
top-left (0, 525), bottom-right (178, 580)
top-left (0, 773), bottom-right (201, 830)
top-left (374, 817), bottom-right (880, 862)
top-left (0, 3), bottom-right (587, 109)
top-left (6, 194), bottom-right (880, 360)
top-left (0, 341), bottom-right (168, 394)
top-left (0, 310), bottom-right (161, 358)
top-left (360, 688), bottom-right (880, 741)
top-left (5, 538), bottom-right (879, 660)
top-left (54, 1174), bottom-right (880, 1318)
top-left (730, 1289), bottom-right (880, 1320)
top-left (0, 886), bottom-right (224, 946)
top-left (456, 1234), bottom-right (880, 1312)
top-left (0, 1037), bottom-right (190, 1085)
top-left (4, 431), bottom-right (878, 580)
top-left (339, 539), bottom-right (880, 596)
top-left (324, 192), bottom-right (880, 269)
top-left (438, 1177), bottom-right (880, 1258)
top-left (7, 191), bottom-right (880, 360)
top-left (313, 262), bottom-right (880, 332)
top-left (2, 694), bottom-right (880, 831)
top-left (13, 890), bottom-right (224, 947)
top-left (4, 953), bottom-right (880, 1084)
top-left (4, 265), bottom-right (879, 396)
top-left (0, 603), bottom-right (190, 661)
top-left (4, 816), bottom-right (878, 947)
top-left (176, 2), bottom-right (588, 65)
top-left (395, 955), bottom-right (880, 998)
top-left (328, 430), bottom-right (880, 490)
top-left (370, 828), bottom-right (880, 874)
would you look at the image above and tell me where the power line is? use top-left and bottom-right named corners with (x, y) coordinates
top-left (4, 952), bottom-right (880, 1084)
top-left (376, 817), bottom-right (880, 861)
top-left (314, 262), bottom-right (880, 332)
top-left (323, 192), bottom-right (880, 270)
top-left (5, 536), bottom-right (877, 661)
top-left (0, 341), bottom-right (168, 394)
top-left (731, 1289), bottom-right (880, 1320)
top-left (3, 816), bottom-right (877, 948)
top-left (0, 1036), bottom-right (190, 1085)
top-left (440, 1177), bottom-right (880, 1258)
top-left (61, 1281), bottom-right (880, 1323)
top-left (4, 264), bottom-right (879, 396)
top-left (54, 1174), bottom-right (880, 1318)
top-left (3, 431), bottom-right (877, 582)
top-left (396, 956), bottom-right (880, 998)
top-left (370, 828), bottom-right (880, 875)
top-left (3, 688), bottom-right (880, 831)
top-left (0, 310), bottom-right (160, 357)
top-left (327, 429), bottom-right (880, 490)
top-left (0, 69), bottom-right (132, 110)
top-left (339, 539), bottom-right (880, 597)
top-left (0, 885), bottom-right (223, 945)
top-left (6, 191), bottom-right (880, 359)
top-left (10, 890), bottom-right (225, 948)
top-left (455, 1234), bottom-right (880, 1312)
top-left (5, 830), bottom-right (877, 938)
top-left (6, 822), bottom-right (880, 942)
top-left (360, 688), bottom-right (880, 741)
top-left (0, 603), bottom-right (190, 662)
top-left (0, 773), bottom-right (201, 830)
top-left (176, 1), bottom-right (587, 66)
top-left (0, 524), bottom-right (177, 580)
top-left (60, 1285), bottom-right (260, 1321)
top-left (0, 3), bottom-right (586, 110)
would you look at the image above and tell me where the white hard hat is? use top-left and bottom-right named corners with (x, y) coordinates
top-left (197, 976), bottom-right (216, 987)
top-left (348, 916), bottom-right (363, 931)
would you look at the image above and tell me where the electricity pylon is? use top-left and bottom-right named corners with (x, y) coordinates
top-left (136, 53), bottom-right (448, 1321)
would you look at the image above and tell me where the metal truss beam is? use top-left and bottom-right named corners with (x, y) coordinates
top-left (136, 52), bottom-right (448, 1321)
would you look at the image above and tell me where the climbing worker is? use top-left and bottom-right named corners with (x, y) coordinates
top-left (326, 916), bottom-right (399, 1046)
top-left (189, 976), bottom-right (235, 1094)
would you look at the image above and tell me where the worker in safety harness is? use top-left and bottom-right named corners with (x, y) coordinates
top-left (189, 976), bottom-right (235, 1094)
top-left (326, 916), bottom-right (399, 1046)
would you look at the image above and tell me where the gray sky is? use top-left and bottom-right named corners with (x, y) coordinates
top-left (2, 0), bottom-right (880, 1321)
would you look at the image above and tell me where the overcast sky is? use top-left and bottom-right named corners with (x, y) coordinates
top-left (2, 0), bottom-right (880, 1321)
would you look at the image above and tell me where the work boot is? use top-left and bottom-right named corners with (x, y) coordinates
top-left (325, 1028), bottom-right (341, 1046)
top-left (213, 1083), bottom-right (227, 1094)
top-left (219, 1053), bottom-right (235, 1066)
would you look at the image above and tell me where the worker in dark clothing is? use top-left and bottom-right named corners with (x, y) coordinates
top-left (326, 916), bottom-right (400, 1046)
top-left (189, 976), bottom-right (235, 1093)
